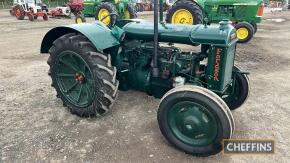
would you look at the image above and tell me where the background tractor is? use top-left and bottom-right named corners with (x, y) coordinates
top-left (40, 0), bottom-right (250, 156)
top-left (166, 0), bottom-right (264, 43)
top-left (48, 0), bottom-right (86, 24)
top-left (10, 0), bottom-right (48, 21)
top-left (83, 0), bottom-right (137, 26)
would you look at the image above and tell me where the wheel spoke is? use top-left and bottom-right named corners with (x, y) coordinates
top-left (76, 85), bottom-right (83, 102)
top-left (56, 73), bottom-right (75, 77)
top-left (59, 58), bottom-right (79, 72)
top-left (84, 84), bottom-right (91, 100)
top-left (64, 81), bottom-right (78, 93)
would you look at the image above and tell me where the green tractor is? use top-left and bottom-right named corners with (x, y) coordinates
top-left (166, 0), bottom-right (264, 43)
top-left (83, 0), bottom-right (137, 26)
top-left (40, 0), bottom-right (250, 156)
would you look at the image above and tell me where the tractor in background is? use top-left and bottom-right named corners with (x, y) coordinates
top-left (166, 0), bottom-right (264, 43)
top-left (83, 0), bottom-right (137, 26)
top-left (48, 0), bottom-right (86, 24)
top-left (10, 0), bottom-right (48, 21)
top-left (40, 0), bottom-right (250, 157)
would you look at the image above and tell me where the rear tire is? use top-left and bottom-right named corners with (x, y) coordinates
top-left (158, 85), bottom-right (234, 156)
top-left (47, 33), bottom-right (119, 117)
top-left (166, 0), bottom-right (203, 25)
top-left (15, 5), bottom-right (25, 20)
top-left (125, 4), bottom-right (137, 19)
top-left (235, 22), bottom-right (255, 43)
top-left (95, 2), bottom-right (117, 26)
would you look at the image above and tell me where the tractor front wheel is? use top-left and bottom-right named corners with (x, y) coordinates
top-left (223, 66), bottom-right (250, 110)
top-left (158, 85), bottom-right (234, 156)
top-left (47, 33), bottom-right (119, 117)
top-left (14, 5), bottom-right (25, 20)
top-left (166, 0), bottom-right (202, 25)
top-left (75, 14), bottom-right (86, 24)
top-left (95, 2), bottom-right (117, 26)
top-left (28, 12), bottom-right (34, 21)
top-left (43, 13), bottom-right (48, 21)
top-left (235, 22), bottom-right (255, 43)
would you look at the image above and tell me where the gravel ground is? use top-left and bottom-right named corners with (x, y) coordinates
top-left (0, 9), bottom-right (290, 163)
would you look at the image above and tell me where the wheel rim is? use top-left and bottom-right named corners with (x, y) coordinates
top-left (15, 9), bottom-right (21, 18)
top-left (98, 8), bottom-right (110, 26)
top-left (124, 10), bottom-right (130, 19)
top-left (168, 101), bottom-right (218, 146)
top-left (171, 9), bottom-right (193, 24)
top-left (55, 51), bottom-right (96, 108)
top-left (76, 17), bottom-right (82, 24)
top-left (236, 27), bottom-right (249, 40)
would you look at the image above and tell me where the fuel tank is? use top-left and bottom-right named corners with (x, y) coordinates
top-left (122, 20), bottom-right (237, 46)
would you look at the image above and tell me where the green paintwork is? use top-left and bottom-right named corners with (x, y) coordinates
top-left (180, 0), bottom-right (264, 24)
top-left (55, 51), bottom-right (96, 107)
top-left (122, 20), bottom-right (237, 46)
top-left (41, 18), bottom-right (241, 102)
top-left (40, 21), bottom-right (120, 53)
top-left (83, 0), bottom-right (130, 19)
top-left (168, 101), bottom-right (218, 146)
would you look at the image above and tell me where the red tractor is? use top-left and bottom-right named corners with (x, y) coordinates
top-left (10, 0), bottom-right (48, 21)
top-left (49, 0), bottom-right (85, 23)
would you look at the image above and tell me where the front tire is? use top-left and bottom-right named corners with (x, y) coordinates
top-left (124, 4), bottom-right (137, 19)
top-left (223, 66), bottom-right (250, 110)
top-left (47, 33), bottom-right (119, 117)
top-left (235, 22), bottom-right (255, 43)
top-left (75, 14), bottom-right (86, 24)
top-left (158, 85), bottom-right (234, 156)
top-left (166, 0), bottom-right (203, 25)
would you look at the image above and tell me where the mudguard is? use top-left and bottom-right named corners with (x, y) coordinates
top-left (40, 21), bottom-right (120, 53)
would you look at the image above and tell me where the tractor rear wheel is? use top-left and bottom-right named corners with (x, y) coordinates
top-left (95, 2), bottom-right (117, 26)
top-left (125, 4), bottom-right (137, 19)
top-left (223, 66), bottom-right (250, 110)
top-left (235, 22), bottom-right (255, 43)
top-left (28, 12), bottom-right (34, 21)
top-left (47, 33), bottom-right (119, 117)
top-left (75, 14), bottom-right (86, 24)
top-left (14, 5), bottom-right (25, 20)
top-left (166, 0), bottom-right (202, 25)
top-left (158, 85), bottom-right (234, 156)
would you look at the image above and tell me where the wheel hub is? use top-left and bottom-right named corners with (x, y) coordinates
top-left (237, 27), bottom-right (249, 40)
top-left (172, 9), bottom-right (193, 25)
top-left (74, 72), bottom-right (85, 83)
top-left (168, 101), bottom-right (218, 146)
top-left (55, 51), bottom-right (96, 108)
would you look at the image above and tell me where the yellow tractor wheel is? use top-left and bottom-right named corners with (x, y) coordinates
top-left (235, 22), bottom-right (255, 43)
top-left (166, 0), bottom-right (202, 25)
top-left (75, 14), bottom-right (86, 24)
top-left (171, 9), bottom-right (193, 25)
top-left (95, 2), bottom-right (117, 26)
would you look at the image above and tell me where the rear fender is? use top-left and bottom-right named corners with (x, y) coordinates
top-left (40, 21), bottom-right (120, 53)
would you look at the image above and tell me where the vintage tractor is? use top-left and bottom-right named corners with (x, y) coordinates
top-left (49, 0), bottom-right (86, 24)
top-left (166, 0), bottom-right (264, 43)
top-left (10, 0), bottom-right (48, 21)
top-left (83, 0), bottom-right (137, 26)
top-left (40, 0), bottom-right (250, 156)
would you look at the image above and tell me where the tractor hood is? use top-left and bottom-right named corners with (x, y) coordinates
top-left (122, 20), bottom-right (237, 47)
